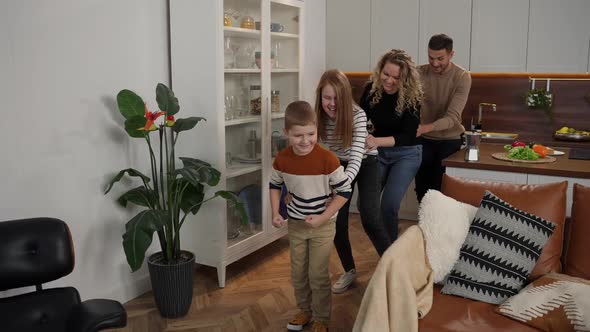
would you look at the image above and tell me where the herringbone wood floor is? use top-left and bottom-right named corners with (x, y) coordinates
top-left (110, 214), bottom-right (415, 332)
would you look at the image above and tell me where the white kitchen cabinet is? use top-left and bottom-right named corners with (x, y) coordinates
top-left (371, 0), bottom-right (420, 64)
top-left (170, 0), bottom-right (304, 287)
top-left (470, 0), bottom-right (529, 72)
top-left (326, 0), bottom-right (371, 72)
top-left (526, 0), bottom-right (590, 73)
top-left (417, 0), bottom-right (472, 69)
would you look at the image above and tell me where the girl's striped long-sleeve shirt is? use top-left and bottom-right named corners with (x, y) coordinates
top-left (321, 105), bottom-right (377, 182)
top-left (270, 144), bottom-right (352, 220)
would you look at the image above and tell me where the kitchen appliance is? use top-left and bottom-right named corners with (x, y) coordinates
top-left (464, 132), bottom-right (481, 162)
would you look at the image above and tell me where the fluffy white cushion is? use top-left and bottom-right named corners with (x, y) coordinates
top-left (418, 190), bottom-right (478, 283)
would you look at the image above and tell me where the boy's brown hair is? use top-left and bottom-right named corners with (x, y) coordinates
top-left (284, 101), bottom-right (317, 130)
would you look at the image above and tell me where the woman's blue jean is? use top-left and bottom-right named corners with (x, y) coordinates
top-left (378, 145), bottom-right (422, 241)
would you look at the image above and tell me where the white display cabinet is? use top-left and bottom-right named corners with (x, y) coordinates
top-left (170, 0), bottom-right (303, 287)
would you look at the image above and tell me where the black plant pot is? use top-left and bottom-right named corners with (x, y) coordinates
top-left (147, 250), bottom-right (195, 318)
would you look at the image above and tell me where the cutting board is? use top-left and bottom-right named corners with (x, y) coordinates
top-left (491, 152), bottom-right (556, 164)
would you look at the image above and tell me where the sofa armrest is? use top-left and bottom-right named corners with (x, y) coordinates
top-left (67, 299), bottom-right (127, 332)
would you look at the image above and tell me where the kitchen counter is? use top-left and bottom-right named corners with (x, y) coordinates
top-left (443, 143), bottom-right (590, 179)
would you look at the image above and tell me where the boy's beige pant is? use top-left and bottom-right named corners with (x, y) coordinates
top-left (287, 218), bottom-right (336, 323)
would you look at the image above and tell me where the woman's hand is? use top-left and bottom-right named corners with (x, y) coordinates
top-left (366, 134), bottom-right (379, 151)
top-left (366, 134), bottom-right (395, 150)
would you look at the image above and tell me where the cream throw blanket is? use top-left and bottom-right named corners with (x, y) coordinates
top-left (353, 225), bottom-right (434, 332)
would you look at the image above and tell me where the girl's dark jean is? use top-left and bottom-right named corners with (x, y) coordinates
top-left (334, 155), bottom-right (392, 272)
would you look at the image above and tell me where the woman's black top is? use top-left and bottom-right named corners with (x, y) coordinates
top-left (359, 82), bottom-right (421, 147)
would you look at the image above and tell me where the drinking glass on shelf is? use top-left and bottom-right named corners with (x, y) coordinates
top-left (224, 95), bottom-right (235, 120)
top-left (272, 41), bottom-right (281, 68)
top-left (224, 37), bottom-right (235, 68)
top-left (235, 44), bottom-right (253, 68)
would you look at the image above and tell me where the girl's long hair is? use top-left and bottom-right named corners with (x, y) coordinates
top-left (369, 49), bottom-right (423, 114)
top-left (314, 69), bottom-right (356, 148)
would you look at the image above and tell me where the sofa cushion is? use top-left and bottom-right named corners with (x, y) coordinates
top-left (565, 183), bottom-right (590, 279)
top-left (441, 174), bottom-right (567, 280)
top-left (418, 285), bottom-right (539, 332)
top-left (441, 191), bottom-right (556, 304)
top-left (496, 273), bottom-right (590, 332)
top-left (418, 190), bottom-right (479, 283)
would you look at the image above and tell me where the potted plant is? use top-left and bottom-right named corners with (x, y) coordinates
top-left (104, 83), bottom-right (246, 318)
top-left (525, 88), bottom-right (554, 122)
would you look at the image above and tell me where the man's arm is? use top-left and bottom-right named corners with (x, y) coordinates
top-left (417, 71), bottom-right (472, 136)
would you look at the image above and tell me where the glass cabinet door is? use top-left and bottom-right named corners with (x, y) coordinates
top-left (223, 0), bottom-right (264, 246)
top-left (268, 0), bottom-right (301, 232)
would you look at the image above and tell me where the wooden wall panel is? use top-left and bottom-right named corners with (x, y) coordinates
top-left (346, 72), bottom-right (590, 149)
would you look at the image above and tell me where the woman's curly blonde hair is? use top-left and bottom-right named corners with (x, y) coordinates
top-left (369, 49), bottom-right (423, 114)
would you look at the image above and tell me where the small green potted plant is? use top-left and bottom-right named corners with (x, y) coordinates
top-left (104, 83), bottom-right (246, 318)
top-left (525, 88), bottom-right (554, 122)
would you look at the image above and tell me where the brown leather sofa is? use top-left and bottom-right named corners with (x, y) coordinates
top-left (418, 175), bottom-right (590, 332)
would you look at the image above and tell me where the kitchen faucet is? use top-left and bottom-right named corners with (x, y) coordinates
top-left (473, 102), bottom-right (496, 131)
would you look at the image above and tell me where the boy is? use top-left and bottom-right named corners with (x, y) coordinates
top-left (270, 101), bottom-right (351, 332)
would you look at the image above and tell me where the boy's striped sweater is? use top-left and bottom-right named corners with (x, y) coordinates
top-left (270, 144), bottom-right (352, 220)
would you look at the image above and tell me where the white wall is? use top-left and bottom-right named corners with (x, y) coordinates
top-left (0, 0), bottom-right (169, 302)
top-left (302, 0), bottom-right (326, 102)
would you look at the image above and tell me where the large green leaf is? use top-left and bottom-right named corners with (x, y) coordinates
top-left (172, 179), bottom-right (205, 215)
top-left (216, 190), bottom-right (248, 224)
top-left (124, 116), bottom-right (148, 138)
top-left (117, 89), bottom-right (145, 120)
top-left (117, 186), bottom-right (157, 208)
top-left (156, 83), bottom-right (180, 116)
top-left (178, 157), bottom-right (221, 186)
top-left (104, 168), bottom-right (151, 194)
top-left (122, 209), bottom-right (166, 272)
top-left (171, 117), bottom-right (205, 133)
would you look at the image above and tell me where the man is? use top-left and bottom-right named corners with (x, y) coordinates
top-left (415, 33), bottom-right (471, 202)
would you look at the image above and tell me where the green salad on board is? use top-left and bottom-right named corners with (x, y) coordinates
top-left (503, 145), bottom-right (539, 161)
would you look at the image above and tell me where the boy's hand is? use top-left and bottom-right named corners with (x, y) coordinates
top-left (272, 215), bottom-right (286, 228)
top-left (304, 215), bottom-right (327, 228)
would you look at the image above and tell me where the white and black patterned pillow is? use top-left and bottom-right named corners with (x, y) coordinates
top-left (441, 191), bottom-right (556, 304)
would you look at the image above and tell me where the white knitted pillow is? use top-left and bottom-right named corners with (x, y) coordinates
top-left (418, 190), bottom-right (478, 283)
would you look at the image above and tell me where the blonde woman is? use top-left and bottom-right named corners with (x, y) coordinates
top-left (360, 49), bottom-right (423, 242)
top-left (315, 69), bottom-right (392, 294)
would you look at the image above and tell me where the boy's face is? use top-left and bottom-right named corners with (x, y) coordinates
top-left (284, 124), bottom-right (317, 156)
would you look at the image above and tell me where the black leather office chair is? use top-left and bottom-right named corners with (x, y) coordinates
top-left (0, 217), bottom-right (127, 332)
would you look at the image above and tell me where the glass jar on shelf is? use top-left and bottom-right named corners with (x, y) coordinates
top-left (241, 16), bottom-right (255, 29)
top-left (249, 85), bottom-right (261, 115)
top-left (271, 90), bottom-right (280, 113)
top-left (223, 13), bottom-right (233, 27)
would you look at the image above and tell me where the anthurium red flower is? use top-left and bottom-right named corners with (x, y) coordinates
top-left (143, 104), bottom-right (164, 131)
top-left (166, 115), bottom-right (175, 127)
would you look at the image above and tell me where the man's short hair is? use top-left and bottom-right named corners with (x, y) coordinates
top-left (428, 34), bottom-right (453, 52)
top-left (285, 100), bottom-right (316, 130)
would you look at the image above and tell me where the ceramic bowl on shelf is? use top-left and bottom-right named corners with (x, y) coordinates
top-left (553, 132), bottom-right (590, 142)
